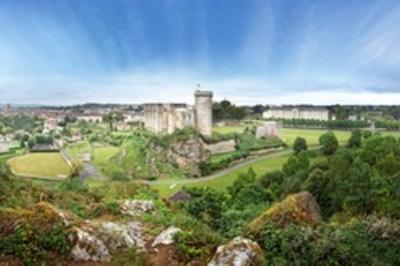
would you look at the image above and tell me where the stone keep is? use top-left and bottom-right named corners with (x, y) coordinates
top-left (144, 90), bottom-right (213, 136)
top-left (195, 90), bottom-right (213, 137)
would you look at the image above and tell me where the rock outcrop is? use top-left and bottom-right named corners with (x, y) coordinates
top-left (208, 237), bottom-right (263, 266)
top-left (152, 226), bottom-right (182, 247)
top-left (169, 137), bottom-right (209, 176)
top-left (120, 199), bottom-right (155, 217)
top-left (248, 191), bottom-right (322, 233)
top-left (69, 220), bottom-right (146, 262)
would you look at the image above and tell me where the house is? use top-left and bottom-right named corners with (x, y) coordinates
top-left (263, 106), bottom-right (330, 121)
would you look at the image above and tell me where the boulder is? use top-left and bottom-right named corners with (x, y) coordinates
top-left (69, 220), bottom-right (146, 262)
top-left (208, 237), bottom-right (263, 266)
top-left (248, 191), bottom-right (322, 233)
top-left (168, 190), bottom-right (192, 203)
top-left (95, 221), bottom-right (146, 250)
top-left (120, 199), bottom-right (155, 216)
top-left (152, 226), bottom-right (182, 247)
top-left (69, 227), bottom-right (110, 262)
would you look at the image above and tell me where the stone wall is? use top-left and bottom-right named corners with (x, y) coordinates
top-left (144, 103), bottom-right (194, 135)
top-left (205, 139), bottom-right (236, 155)
top-left (256, 121), bottom-right (279, 138)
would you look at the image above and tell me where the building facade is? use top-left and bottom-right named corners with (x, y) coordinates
top-left (263, 107), bottom-right (330, 121)
top-left (144, 90), bottom-right (213, 136)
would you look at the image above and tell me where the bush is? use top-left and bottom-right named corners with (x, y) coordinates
top-left (347, 130), bottom-right (362, 148)
top-left (319, 131), bottom-right (339, 155)
top-left (293, 137), bottom-right (308, 154)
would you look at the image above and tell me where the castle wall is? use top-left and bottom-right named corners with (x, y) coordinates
top-left (144, 104), bottom-right (194, 135)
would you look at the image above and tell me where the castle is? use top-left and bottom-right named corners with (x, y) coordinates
top-left (144, 90), bottom-right (213, 136)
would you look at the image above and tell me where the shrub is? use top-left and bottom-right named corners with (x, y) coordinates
top-left (293, 137), bottom-right (308, 154)
top-left (319, 131), bottom-right (339, 155)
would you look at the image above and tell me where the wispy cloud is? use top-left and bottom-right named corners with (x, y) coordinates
top-left (0, 0), bottom-right (400, 104)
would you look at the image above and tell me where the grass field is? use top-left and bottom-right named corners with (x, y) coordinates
top-left (213, 125), bottom-right (246, 134)
top-left (152, 128), bottom-right (400, 197)
top-left (280, 128), bottom-right (350, 147)
top-left (66, 142), bottom-right (119, 168)
top-left (7, 152), bottom-right (71, 178)
top-left (152, 151), bottom-right (291, 197)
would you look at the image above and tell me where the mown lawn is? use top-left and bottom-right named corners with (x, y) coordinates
top-left (7, 152), bottom-right (71, 178)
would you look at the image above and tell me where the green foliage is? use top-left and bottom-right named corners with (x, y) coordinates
top-left (319, 131), bottom-right (339, 155)
top-left (257, 220), bottom-right (400, 265)
top-left (0, 114), bottom-right (41, 133)
top-left (347, 129), bottom-right (362, 148)
top-left (183, 187), bottom-right (226, 230)
top-left (27, 137), bottom-right (36, 149)
top-left (228, 167), bottom-right (256, 199)
top-left (107, 247), bottom-right (150, 266)
top-left (174, 231), bottom-right (202, 262)
top-left (276, 117), bottom-right (369, 129)
top-left (359, 134), bottom-right (400, 165)
top-left (213, 100), bottom-right (248, 122)
top-left (0, 218), bottom-right (70, 265)
top-left (375, 153), bottom-right (400, 177)
top-left (282, 151), bottom-right (310, 176)
top-left (293, 136), bottom-right (308, 154)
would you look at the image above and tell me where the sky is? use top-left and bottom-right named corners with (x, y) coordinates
top-left (1, 0), bottom-right (400, 105)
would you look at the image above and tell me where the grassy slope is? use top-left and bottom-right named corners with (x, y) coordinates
top-left (7, 152), bottom-right (71, 178)
top-left (152, 152), bottom-right (290, 197)
top-left (152, 128), bottom-right (400, 197)
top-left (280, 128), bottom-right (350, 146)
top-left (66, 142), bottom-right (119, 169)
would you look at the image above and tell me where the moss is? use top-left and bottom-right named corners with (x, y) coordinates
top-left (248, 192), bottom-right (322, 234)
top-left (0, 203), bottom-right (71, 265)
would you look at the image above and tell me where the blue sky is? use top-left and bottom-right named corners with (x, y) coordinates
top-left (1, 0), bottom-right (400, 105)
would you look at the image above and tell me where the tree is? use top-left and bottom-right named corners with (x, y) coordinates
top-left (212, 100), bottom-right (248, 122)
top-left (282, 152), bottom-right (310, 176)
top-left (335, 105), bottom-right (350, 120)
top-left (183, 187), bottom-right (226, 230)
top-left (375, 153), bottom-right (400, 177)
top-left (102, 112), bottom-right (124, 131)
top-left (228, 167), bottom-right (256, 200)
top-left (344, 158), bottom-right (373, 213)
top-left (27, 137), bottom-right (36, 149)
top-left (319, 132), bottom-right (339, 155)
top-left (347, 130), bottom-right (362, 148)
top-left (293, 137), bottom-right (308, 154)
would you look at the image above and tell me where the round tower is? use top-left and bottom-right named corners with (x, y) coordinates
top-left (195, 90), bottom-right (213, 137)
